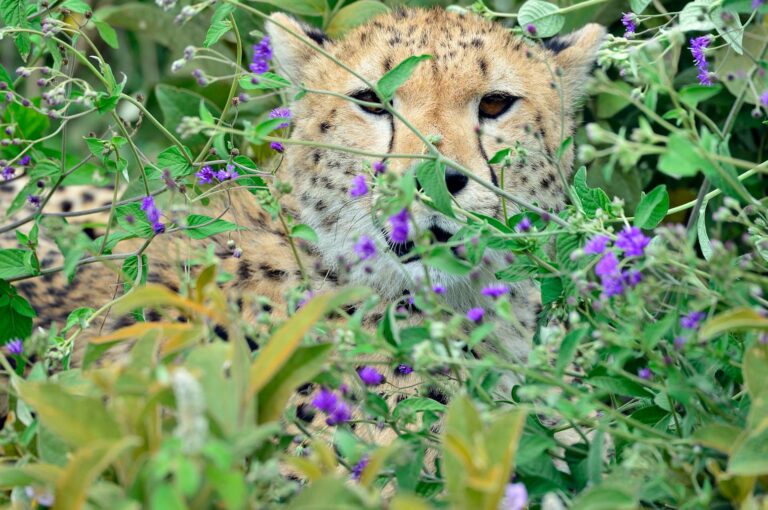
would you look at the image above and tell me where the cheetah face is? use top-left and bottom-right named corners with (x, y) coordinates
top-left (267, 9), bottom-right (604, 301)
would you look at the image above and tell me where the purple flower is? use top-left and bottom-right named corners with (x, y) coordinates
top-left (516, 217), bottom-right (532, 232)
top-left (432, 284), bottom-right (446, 295)
top-left (500, 483), bottom-right (528, 510)
top-left (358, 366), bottom-right (384, 386)
top-left (754, 0), bottom-right (765, 9)
top-left (584, 235), bottom-right (610, 255)
top-left (373, 161), bottom-right (387, 174)
top-left (616, 226), bottom-right (650, 257)
top-left (196, 165), bottom-right (215, 185)
top-left (690, 36), bottom-right (713, 86)
top-left (354, 235), bottom-right (376, 260)
top-left (525, 24), bottom-right (537, 36)
top-left (350, 175), bottom-right (368, 197)
top-left (681, 311), bottom-right (706, 330)
top-left (326, 401), bottom-right (351, 426)
top-left (638, 367), bottom-right (652, 380)
top-left (674, 336), bottom-right (686, 350)
top-left (18, 155), bottom-right (31, 166)
top-left (6, 339), bottom-right (23, 355)
top-left (621, 13), bottom-right (637, 37)
top-left (27, 194), bottom-right (41, 208)
top-left (269, 107), bottom-right (292, 129)
top-left (351, 455), bottom-right (369, 481)
top-left (595, 251), bottom-right (619, 278)
top-left (216, 164), bottom-right (238, 181)
top-left (270, 142), bottom-right (284, 153)
top-left (397, 364), bottom-right (413, 375)
top-left (466, 307), bottom-right (484, 322)
top-left (140, 196), bottom-right (165, 234)
top-left (1, 166), bottom-right (14, 180)
top-left (760, 90), bottom-right (768, 107)
top-left (601, 275), bottom-right (624, 297)
top-left (250, 36), bottom-right (272, 75)
top-left (388, 208), bottom-right (409, 244)
top-left (622, 269), bottom-right (643, 287)
top-left (481, 284), bottom-right (509, 299)
top-left (312, 388), bottom-right (339, 413)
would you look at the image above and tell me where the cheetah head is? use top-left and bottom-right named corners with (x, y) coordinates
top-left (266, 8), bottom-right (604, 303)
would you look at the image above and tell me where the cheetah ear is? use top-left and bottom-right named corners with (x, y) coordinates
top-left (266, 13), bottom-right (329, 82)
top-left (544, 23), bottom-right (606, 106)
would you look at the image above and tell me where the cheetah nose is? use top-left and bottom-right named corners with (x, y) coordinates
top-left (445, 167), bottom-right (469, 195)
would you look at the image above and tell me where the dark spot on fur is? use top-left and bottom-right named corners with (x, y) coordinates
top-left (426, 387), bottom-right (449, 405)
top-left (238, 260), bottom-right (253, 280)
top-left (319, 122), bottom-right (330, 133)
top-left (297, 382), bottom-right (315, 396)
top-left (305, 28), bottom-right (328, 46)
top-left (312, 151), bottom-right (321, 165)
top-left (315, 200), bottom-right (327, 212)
top-left (342, 304), bottom-right (357, 316)
top-left (60, 199), bottom-right (73, 212)
top-left (478, 58), bottom-right (488, 76)
top-left (540, 173), bottom-right (556, 190)
top-left (82, 191), bottom-right (95, 203)
top-left (214, 324), bottom-right (229, 341)
top-left (545, 36), bottom-right (571, 54)
top-left (471, 37), bottom-right (484, 48)
top-left (146, 309), bottom-right (162, 322)
top-left (296, 403), bottom-right (316, 423)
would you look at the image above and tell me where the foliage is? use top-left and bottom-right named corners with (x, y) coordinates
top-left (0, 0), bottom-right (767, 508)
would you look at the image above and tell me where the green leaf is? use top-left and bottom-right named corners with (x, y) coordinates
top-left (571, 484), bottom-right (637, 510)
top-left (254, 0), bottom-right (326, 16)
top-left (393, 397), bottom-right (446, 418)
top-left (495, 255), bottom-right (540, 282)
top-left (258, 344), bottom-right (333, 423)
top-left (630, 0), bottom-right (652, 13)
top-left (518, 0), bottom-right (565, 38)
top-left (16, 381), bottom-right (123, 447)
top-left (728, 428), bottom-right (768, 476)
top-left (291, 224), bottom-right (319, 243)
top-left (423, 246), bottom-right (473, 276)
top-left (377, 55), bottom-right (433, 101)
top-left (572, 167), bottom-right (611, 216)
top-left (693, 423), bottom-right (742, 454)
top-left (61, 0), bottom-right (89, 12)
top-left (93, 20), bottom-right (119, 49)
top-left (0, 249), bottom-right (31, 279)
top-left (633, 184), bottom-right (669, 229)
top-left (699, 308), bottom-right (768, 341)
top-left (588, 376), bottom-right (648, 398)
top-left (116, 203), bottom-right (154, 238)
top-left (204, 3), bottom-right (234, 48)
top-left (184, 214), bottom-right (242, 240)
top-left (121, 254), bottom-right (148, 291)
top-left (556, 328), bottom-right (586, 375)
top-left (415, 160), bottom-right (455, 218)
top-left (326, 1), bottom-right (390, 38)
top-left (658, 133), bottom-right (705, 178)
top-left (0, 0), bottom-right (31, 57)
top-left (743, 343), bottom-right (768, 400)
top-left (238, 72), bottom-right (291, 91)
top-left (62, 307), bottom-right (95, 334)
top-left (679, 84), bottom-right (722, 108)
top-left (157, 145), bottom-right (194, 178)
top-left (155, 84), bottom-right (221, 145)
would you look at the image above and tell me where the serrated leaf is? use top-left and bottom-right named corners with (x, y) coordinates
top-left (93, 20), bottom-right (119, 49)
top-left (238, 72), bottom-right (291, 90)
top-left (184, 214), bottom-right (242, 240)
top-left (157, 145), bottom-right (194, 177)
top-left (415, 160), bottom-right (455, 218)
top-left (326, 1), bottom-right (390, 38)
top-left (291, 224), bottom-right (319, 243)
top-left (204, 2), bottom-right (234, 47)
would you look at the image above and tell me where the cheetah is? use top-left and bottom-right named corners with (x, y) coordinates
top-left (1, 8), bottom-right (604, 438)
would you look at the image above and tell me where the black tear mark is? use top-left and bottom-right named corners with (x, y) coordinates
top-left (425, 386), bottom-right (449, 405)
top-left (305, 28), bottom-right (328, 46)
top-left (214, 324), bottom-right (229, 341)
top-left (319, 121), bottom-right (330, 133)
top-left (476, 131), bottom-right (499, 187)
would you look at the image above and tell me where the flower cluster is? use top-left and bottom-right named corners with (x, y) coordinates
top-left (690, 36), bottom-right (712, 86)
top-left (621, 13), bottom-right (637, 37)
top-left (350, 175), bottom-right (368, 197)
top-left (357, 366), bottom-right (384, 386)
top-left (388, 209), bottom-right (409, 244)
top-left (6, 339), bottom-right (23, 355)
top-left (587, 226), bottom-right (649, 298)
top-left (311, 387), bottom-right (352, 426)
top-left (195, 164), bottom-right (238, 185)
top-left (141, 196), bottom-right (165, 234)
top-left (353, 235), bottom-right (376, 260)
top-left (250, 36), bottom-right (273, 76)
top-left (268, 107), bottom-right (292, 129)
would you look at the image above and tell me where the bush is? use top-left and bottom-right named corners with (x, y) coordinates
top-left (1, 0), bottom-right (767, 508)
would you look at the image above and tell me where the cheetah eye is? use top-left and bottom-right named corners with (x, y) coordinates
top-left (479, 92), bottom-right (519, 120)
top-left (350, 89), bottom-right (389, 116)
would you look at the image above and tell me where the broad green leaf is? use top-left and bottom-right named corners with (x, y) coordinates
top-left (697, 198), bottom-right (713, 261)
top-left (518, 0), bottom-right (565, 38)
top-left (556, 327), bottom-right (587, 375)
top-left (291, 224), bottom-right (319, 243)
top-left (0, 0), bottom-right (31, 57)
top-left (415, 160), bottom-right (455, 218)
top-left (699, 308), bottom-right (768, 341)
top-left (287, 476), bottom-right (366, 508)
top-left (0, 464), bottom-right (63, 489)
top-left (258, 344), bottom-right (332, 423)
top-left (633, 184), bottom-right (669, 229)
top-left (495, 255), bottom-right (540, 282)
top-left (93, 20), bottom-right (119, 49)
top-left (728, 428), bottom-right (768, 476)
top-left (678, 0), bottom-right (716, 32)
top-left (62, 307), bottom-right (95, 334)
top-left (630, 0), bottom-right (651, 13)
top-left (248, 287), bottom-right (368, 396)
top-left (742, 342), bottom-right (768, 400)
top-left (571, 484), bottom-right (637, 510)
top-left (55, 438), bottom-right (139, 510)
top-left (15, 381), bottom-right (122, 447)
top-left (204, 3), bottom-right (234, 47)
top-left (327, 1), bottom-right (390, 38)
top-left (658, 133), bottom-right (707, 178)
top-left (377, 55), bottom-right (433, 101)
top-left (693, 423), bottom-right (742, 454)
top-left (393, 397), bottom-right (446, 418)
top-left (423, 246), bottom-right (473, 276)
top-left (714, 24), bottom-right (768, 105)
top-left (238, 72), bottom-right (291, 91)
top-left (679, 84), bottom-right (722, 108)
top-left (572, 166), bottom-right (611, 216)
top-left (0, 248), bottom-right (31, 279)
top-left (184, 214), bottom-right (243, 240)
top-left (155, 84), bottom-right (222, 145)
top-left (254, 0), bottom-right (325, 16)
top-left (157, 145), bottom-right (194, 178)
